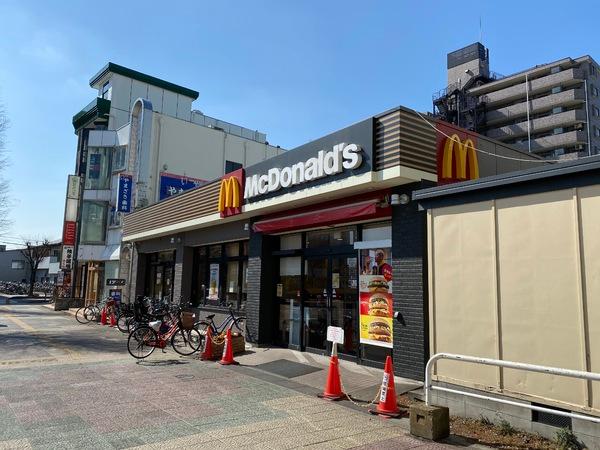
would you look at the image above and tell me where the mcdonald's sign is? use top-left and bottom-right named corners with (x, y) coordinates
top-left (436, 126), bottom-right (480, 184)
top-left (217, 168), bottom-right (244, 217)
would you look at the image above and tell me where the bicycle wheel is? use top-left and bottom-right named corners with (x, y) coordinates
top-left (117, 314), bottom-right (131, 333)
top-left (127, 326), bottom-right (157, 359)
top-left (75, 307), bottom-right (90, 324)
top-left (230, 316), bottom-right (247, 334)
top-left (85, 306), bottom-right (100, 322)
top-left (171, 328), bottom-right (202, 356)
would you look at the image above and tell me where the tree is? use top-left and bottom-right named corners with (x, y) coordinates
top-left (0, 100), bottom-right (10, 232)
top-left (20, 238), bottom-right (51, 297)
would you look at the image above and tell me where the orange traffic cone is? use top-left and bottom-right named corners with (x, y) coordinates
top-left (369, 355), bottom-right (402, 418)
top-left (199, 327), bottom-right (215, 361)
top-left (318, 343), bottom-right (346, 401)
top-left (100, 307), bottom-right (107, 325)
top-left (219, 328), bottom-right (239, 365)
top-left (109, 312), bottom-right (117, 327)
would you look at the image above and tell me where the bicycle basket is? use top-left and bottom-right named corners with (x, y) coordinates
top-left (180, 311), bottom-right (196, 330)
top-left (149, 320), bottom-right (162, 331)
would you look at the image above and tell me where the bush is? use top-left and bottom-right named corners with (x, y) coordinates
top-left (555, 428), bottom-right (583, 450)
top-left (498, 419), bottom-right (517, 436)
top-left (479, 415), bottom-right (493, 426)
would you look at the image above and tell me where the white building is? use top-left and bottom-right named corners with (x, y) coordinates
top-left (67, 62), bottom-right (284, 303)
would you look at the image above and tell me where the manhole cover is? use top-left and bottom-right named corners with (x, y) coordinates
top-left (254, 359), bottom-right (322, 378)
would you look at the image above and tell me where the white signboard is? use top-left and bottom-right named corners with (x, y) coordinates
top-left (60, 245), bottom-right (74, 270)
top-left (208, 263), bottom-right (220, 300)
top-left (327, 326), bottom-right (344, 345)
top-left (66, 175), bottom-right (80, 199)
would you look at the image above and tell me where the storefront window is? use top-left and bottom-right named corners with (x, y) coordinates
top-left (80, 201), bottom-right (107, 244)
top-left (362, 222), bottom-right (391, 241)
top-left (306, 227), bottom-right (356, 248)
top-left (192, 241), bottom-right (248, 310)
top-left (85, 147), bottom-right (111, 189)
top-left (145, 251), bottom-right (175, 301)
top-left (277, 257), bottom-right (301, 347)
top-left (280, 233), bottom-right (302, 250)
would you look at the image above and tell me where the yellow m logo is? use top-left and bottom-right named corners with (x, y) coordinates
top-left (442, 134), bottom-right (479, 181)
top-left (218, 177), bottom-right (241, 212)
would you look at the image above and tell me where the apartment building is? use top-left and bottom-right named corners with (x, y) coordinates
top-left (433, 42), bottom-right (600, 159)
top-left (64, 63), bottom-right (284, 303)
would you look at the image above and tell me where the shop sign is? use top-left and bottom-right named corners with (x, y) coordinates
top-left (61, 245), bottom-right (74, 270)
top-left (208, 263), bottom-right (220, 300)
top-left (62, 221), bottom-right (77, 246)
top-left (436, 126), bottom-right (479, 184)
top-left (159, 172), bottom-right (205, 200)
top-left (327, 326), bottom-right (344, 345)
top-left (109, 289), bottom-right (122, 305)
top-left (66, 175), bottom-right (80, 199)
top-left (244, 143), bottom-right (363, 200)
top-left (217, 168), bottom-right (244, 217)
top-left (359, 247), bottom-right (393, 349)
top-left (106, 278), bottom-right (126, 286)
top-left (117, 173), bottom-right (133, 213)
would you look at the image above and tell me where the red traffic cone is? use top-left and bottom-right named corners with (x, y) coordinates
top-left (199, 327), bottom-right (215, 361)
top-left (109, 312), bottom-right (117, 327)
top-left (219, 328), bottom-right (239, 365)
top-left (318, 343), bottom-right (346, 401)
top-left (100, 307), bottom-right (107, 325)
top-left (369, 356), bottom-right (402, 418)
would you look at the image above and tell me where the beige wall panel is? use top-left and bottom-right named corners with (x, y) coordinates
top-left (432, 201), bottom-right (498, 386)
top-left (577, 185), bottom-right (600, 410)
top-left (496, 190), bottom-right (586, 406)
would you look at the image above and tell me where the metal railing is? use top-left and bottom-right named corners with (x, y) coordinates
top-left (425, 353), bottom-right (600, 424)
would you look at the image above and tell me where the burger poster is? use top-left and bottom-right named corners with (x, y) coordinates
top-left (359, 248), bottom-right (393, 348)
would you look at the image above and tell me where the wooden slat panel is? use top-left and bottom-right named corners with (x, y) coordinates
top-left (123, 181), bottom-right (220, 237)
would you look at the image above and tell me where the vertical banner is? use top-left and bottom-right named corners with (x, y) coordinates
top-left (62, 221), bottom-right (77, 246)
top-left (117, 173), bottom-right (133, 213)
top-left (61, 245), bottom-right (74, 270)
top-left (208, 263), bottom-right (220, 301)
top-left (67, 175), bottom-right (80, 199)
top-left (359, 247), bottom-right (393, 348)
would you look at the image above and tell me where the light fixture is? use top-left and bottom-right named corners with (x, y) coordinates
top-left (244, 223), bottom-right (249, 231)
top-left (390, 193), bottom-right (410, 205)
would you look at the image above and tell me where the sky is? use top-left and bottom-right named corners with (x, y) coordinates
top-left (0, 0), bottom-right (599, 247)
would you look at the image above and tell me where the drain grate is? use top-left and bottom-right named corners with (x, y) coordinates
top-left (532, 403), bottom-right (572, 429)
top-left (254, 359), bottom-right (323, 379)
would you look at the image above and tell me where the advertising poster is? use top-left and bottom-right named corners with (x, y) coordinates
top-left (359, 248), bottom-right (393, 348)
top-left (208, 263), bottom-right (220, 300)
top-left (159, 173), bottom-right (206, 200)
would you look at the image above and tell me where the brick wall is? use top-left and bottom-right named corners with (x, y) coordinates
top-left (392, 182), bottom-right (430, 381)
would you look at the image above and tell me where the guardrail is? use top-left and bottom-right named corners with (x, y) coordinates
top-left (425, 353), bottom-right (600, 424)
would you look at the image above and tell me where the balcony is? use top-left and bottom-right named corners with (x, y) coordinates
top-left (480, 68), bottom-right (584, 107)
top-left (511, 130), bottom-right (587, 152)
top-left (486, 109), bottom-right (587, 140)
top-left (485, 88), bottom-right (586, 126)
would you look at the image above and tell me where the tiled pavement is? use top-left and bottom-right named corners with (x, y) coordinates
top-left (0, 300), bottom-right (485, 449)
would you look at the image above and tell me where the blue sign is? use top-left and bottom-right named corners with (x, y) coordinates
top-left (117, 173), bottom-right (133, 212)
top-left (109, 289), bottom-right (122, 305)
top-left (159, 172), bottom-right (205, 200)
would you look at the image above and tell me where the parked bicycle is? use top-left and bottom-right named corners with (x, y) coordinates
top-left (127, 304), bottom-right (201, 359)
top-left (194, 303), bottom-right (246, 346)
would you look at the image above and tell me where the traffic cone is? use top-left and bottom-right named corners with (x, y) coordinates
top-left (100, 307), bottom-right (107, 325)
top-left (199, 327), bottom-right (215, 361)
top-left (318, 343), bottom-right (346, 401)
top-left (109, 312), bottom-right (117, 327)
top-left (218, 328), bottom-right (239, 365)
top-left (369, 356), bottom-right (402, 418)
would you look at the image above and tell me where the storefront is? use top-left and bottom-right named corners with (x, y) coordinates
top-left (123, 105), bottom-right (541, 378)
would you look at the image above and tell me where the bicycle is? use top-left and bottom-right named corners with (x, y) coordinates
top-left (75, 302), bottom-right (102, 324)
top-left (194, 303), bottom-right (246, 345)
top-left (127, 304), bottom-right (201, 359)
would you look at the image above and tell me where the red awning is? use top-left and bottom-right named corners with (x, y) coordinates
top-left (252, 199), bottom-right (387, 234)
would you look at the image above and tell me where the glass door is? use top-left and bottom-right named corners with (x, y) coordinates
top-left (302, 255), bottom-right (358, 356)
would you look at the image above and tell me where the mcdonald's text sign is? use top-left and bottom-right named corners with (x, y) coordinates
top-left (217, 168), bottom-right (244, 217)
top-left (436, 124), bottom-right (480, 185)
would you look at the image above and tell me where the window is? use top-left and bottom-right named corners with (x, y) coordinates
top-left (592, 85), bottom-right (599, 97)
top-left (553, 127), bottom-right (564, 135)
top-left (85, 147), bottom-right (111, 189)
top-left (225, 160), bottom-right (243, 174)
top-left (280, 233), bottom-right (302, 250)
top-left (101, 81), bottom-right (111, 100)
top-left (112, 146), bottom-right (127, 172)
top-left (591, 64), bottom-right (597, 76)
top-left (593, 106), bottom-right (600, 117)
top-left (551, 86), bottom-right (562, 94)
top-left (306, 226), bottom-right (356, 248)
top-left (80, 201), bottom-right (107, 244)
top-left (550, 66), bottom-right (561, 74)
top-left (595, 126), bottom-right (600, 138)
top-left (552, 107), bottom-right (564, 114)
top-left (11, 260), bottom-right (24, 270)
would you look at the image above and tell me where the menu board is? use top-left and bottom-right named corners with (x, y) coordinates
top-left (359, 248), bottom-right (393, 348)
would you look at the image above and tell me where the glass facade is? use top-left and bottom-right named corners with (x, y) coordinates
top-left (85, 147), bottom-right (111, 189)
top-left (80, 201), bottom-right (107, 244)
top-left (145, 251), bottom-right (175, 301)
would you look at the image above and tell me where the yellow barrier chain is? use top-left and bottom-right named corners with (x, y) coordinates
top-left (338, 366), bottom-right (382, 409)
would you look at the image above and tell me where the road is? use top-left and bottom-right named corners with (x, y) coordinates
top-left (0, 299), bottom-right (470, 449)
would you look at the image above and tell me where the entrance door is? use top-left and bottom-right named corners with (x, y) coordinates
top-left (303, 255), bottom-right (358, 356)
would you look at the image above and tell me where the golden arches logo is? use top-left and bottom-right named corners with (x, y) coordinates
top-left (217, 176), bottom-right (241, 212)
top-left (441, 134), bottom-right (479, 181)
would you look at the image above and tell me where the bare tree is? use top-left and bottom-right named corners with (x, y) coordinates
top-left (0, 100), bottom-right (10, 232)
top-left (20, 238), bottom-right (51, 297)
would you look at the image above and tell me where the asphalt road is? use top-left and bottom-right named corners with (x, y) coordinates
top-left (0, 299), bottom-right (468, 449)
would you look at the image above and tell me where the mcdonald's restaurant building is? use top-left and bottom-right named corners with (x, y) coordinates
top-left (121, 105), bottom-right (540, 379)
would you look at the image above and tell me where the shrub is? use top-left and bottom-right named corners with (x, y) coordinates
top-left (555, 428), bottom-right (583, 450)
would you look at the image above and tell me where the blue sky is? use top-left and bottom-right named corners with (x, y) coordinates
top-left (0, 0), bottom-right (599, 246)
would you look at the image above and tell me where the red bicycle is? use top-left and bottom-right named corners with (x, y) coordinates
top-left (127, 305), bottom-right (201, 359)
